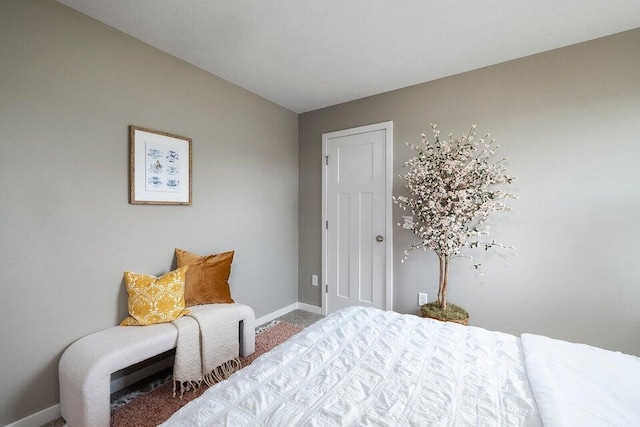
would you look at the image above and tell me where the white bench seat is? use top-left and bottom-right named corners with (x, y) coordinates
top-left (59, 303), bottom-right (255, 427)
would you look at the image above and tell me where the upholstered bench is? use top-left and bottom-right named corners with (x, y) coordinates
top-left (59, 303), bottom-right (255, 427)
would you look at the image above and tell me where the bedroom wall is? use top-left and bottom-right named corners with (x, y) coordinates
top-left (299, 29), bottom-right (640, 356)
top-left (0, 1), bottom-right (298, 425)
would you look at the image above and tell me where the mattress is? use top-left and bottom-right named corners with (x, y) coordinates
top-left (162, 306), bottom-right (542, 426)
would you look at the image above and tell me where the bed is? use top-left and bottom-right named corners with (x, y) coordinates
top-left (162, 306), bottom-right (640, 426)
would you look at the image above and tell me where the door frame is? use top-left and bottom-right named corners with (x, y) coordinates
top-left (321, 121), bottom-right (393, 315)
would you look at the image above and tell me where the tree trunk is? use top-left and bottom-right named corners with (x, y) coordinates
top-left (437, 254), bottom-right (450, 309)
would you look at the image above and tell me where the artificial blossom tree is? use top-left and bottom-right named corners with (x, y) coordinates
top-left (394, 124), bottom-right (516, 311)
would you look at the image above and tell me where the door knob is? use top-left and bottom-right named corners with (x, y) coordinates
top-left (376, 235), bottom-right (384, 242)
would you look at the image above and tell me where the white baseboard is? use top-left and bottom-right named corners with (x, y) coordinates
top-left (297, 302), bottom-right (322, 314)
top-left (5, 404), bottom-right (61, 427)
top-left (255, 302), bottom-right (298, 326)
top-left (255, 302), bottom-right (322, 326)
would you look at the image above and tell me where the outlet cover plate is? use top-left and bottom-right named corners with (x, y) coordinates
top-left (312, 275), bottom-right (318, 286)
top-left (418, 292), bottom-right (428, 306)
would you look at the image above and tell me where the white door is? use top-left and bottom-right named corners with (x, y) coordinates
top-left (322, 121), bottom-right (393, 315)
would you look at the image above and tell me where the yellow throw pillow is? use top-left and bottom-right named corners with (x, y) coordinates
top-left (121, 266), bottom-right (190, 326)
top-left (175, 248), bottom-right (235, 306)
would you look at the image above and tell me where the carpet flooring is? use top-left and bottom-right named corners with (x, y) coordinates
top-left (274, 309), bottom-right (324, 329)
top-left (42, 309), bottom-right (323, 427)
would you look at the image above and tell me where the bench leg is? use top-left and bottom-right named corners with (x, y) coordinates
top-left (239, 315), bottom-right (255, 357)
top-left (60, 371), bottom-right (110, 427)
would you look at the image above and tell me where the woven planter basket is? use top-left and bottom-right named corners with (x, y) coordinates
top-left (420, 311), bottom-right (469, 326)
top-left (420, 302), bottom-right (469, 326)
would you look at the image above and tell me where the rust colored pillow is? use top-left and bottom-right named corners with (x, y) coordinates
top-left (175, 248), bottom-right (235, 306)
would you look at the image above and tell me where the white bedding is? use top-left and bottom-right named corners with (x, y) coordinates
top-left (163, 306), bottom-right (542, 426)
top-left (522, 333), bottom-right (640, 427)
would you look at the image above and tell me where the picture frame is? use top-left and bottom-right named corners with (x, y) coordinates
top-left (129, 126), bottom-right (192, 205)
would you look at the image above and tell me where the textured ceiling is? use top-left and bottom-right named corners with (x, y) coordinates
top-left (57, 0), bottom-right (640, 113)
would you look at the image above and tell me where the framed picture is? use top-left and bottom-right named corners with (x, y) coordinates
top-left (129, 126), bottom-right (192, 205)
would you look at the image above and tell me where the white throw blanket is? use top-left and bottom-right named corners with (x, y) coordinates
top-left (172, 304), bottom-right (241, 398)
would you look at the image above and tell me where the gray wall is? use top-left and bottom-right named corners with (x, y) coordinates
top-left (299, 29), bottom-right (640, 355)
top-left (0, 1), bottom-right (298, 424)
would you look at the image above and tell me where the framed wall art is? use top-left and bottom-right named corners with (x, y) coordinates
top-left (129, 126), bottom-right (192, 205)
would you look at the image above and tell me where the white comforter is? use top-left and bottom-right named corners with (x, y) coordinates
top-left (522, 333), bottom-right (640, 427)
top-left (163, 306), bottom-right (542, 426)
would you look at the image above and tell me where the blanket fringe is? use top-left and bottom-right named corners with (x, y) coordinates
top-left (173, 379), bottom-right (202, 399)
top-left (203, 357), bottom-right (242, 387)
top-left (173, 357), bottom-right (241, 398)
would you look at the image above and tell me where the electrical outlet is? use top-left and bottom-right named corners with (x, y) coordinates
top-left (312, 275), bottom-right (318, 286)
top-left (418, 292), bottom-right (428, 306)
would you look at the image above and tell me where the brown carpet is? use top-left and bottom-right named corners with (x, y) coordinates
top-left (110, 321), bottom-right (303, 427)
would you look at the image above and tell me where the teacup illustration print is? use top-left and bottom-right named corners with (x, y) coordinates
top-left (148, 176), bottom-right (162, 187)
top-left (166, 179), bottom-right (179, 187)
top-left (168, 166), bottom-right (180, 175)
top-left (166, 150), bottom-right (179, 162)
top-left (149, 160), bottom-right (162, 174)
top-left (148, 148), bottom-right (162, 159)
